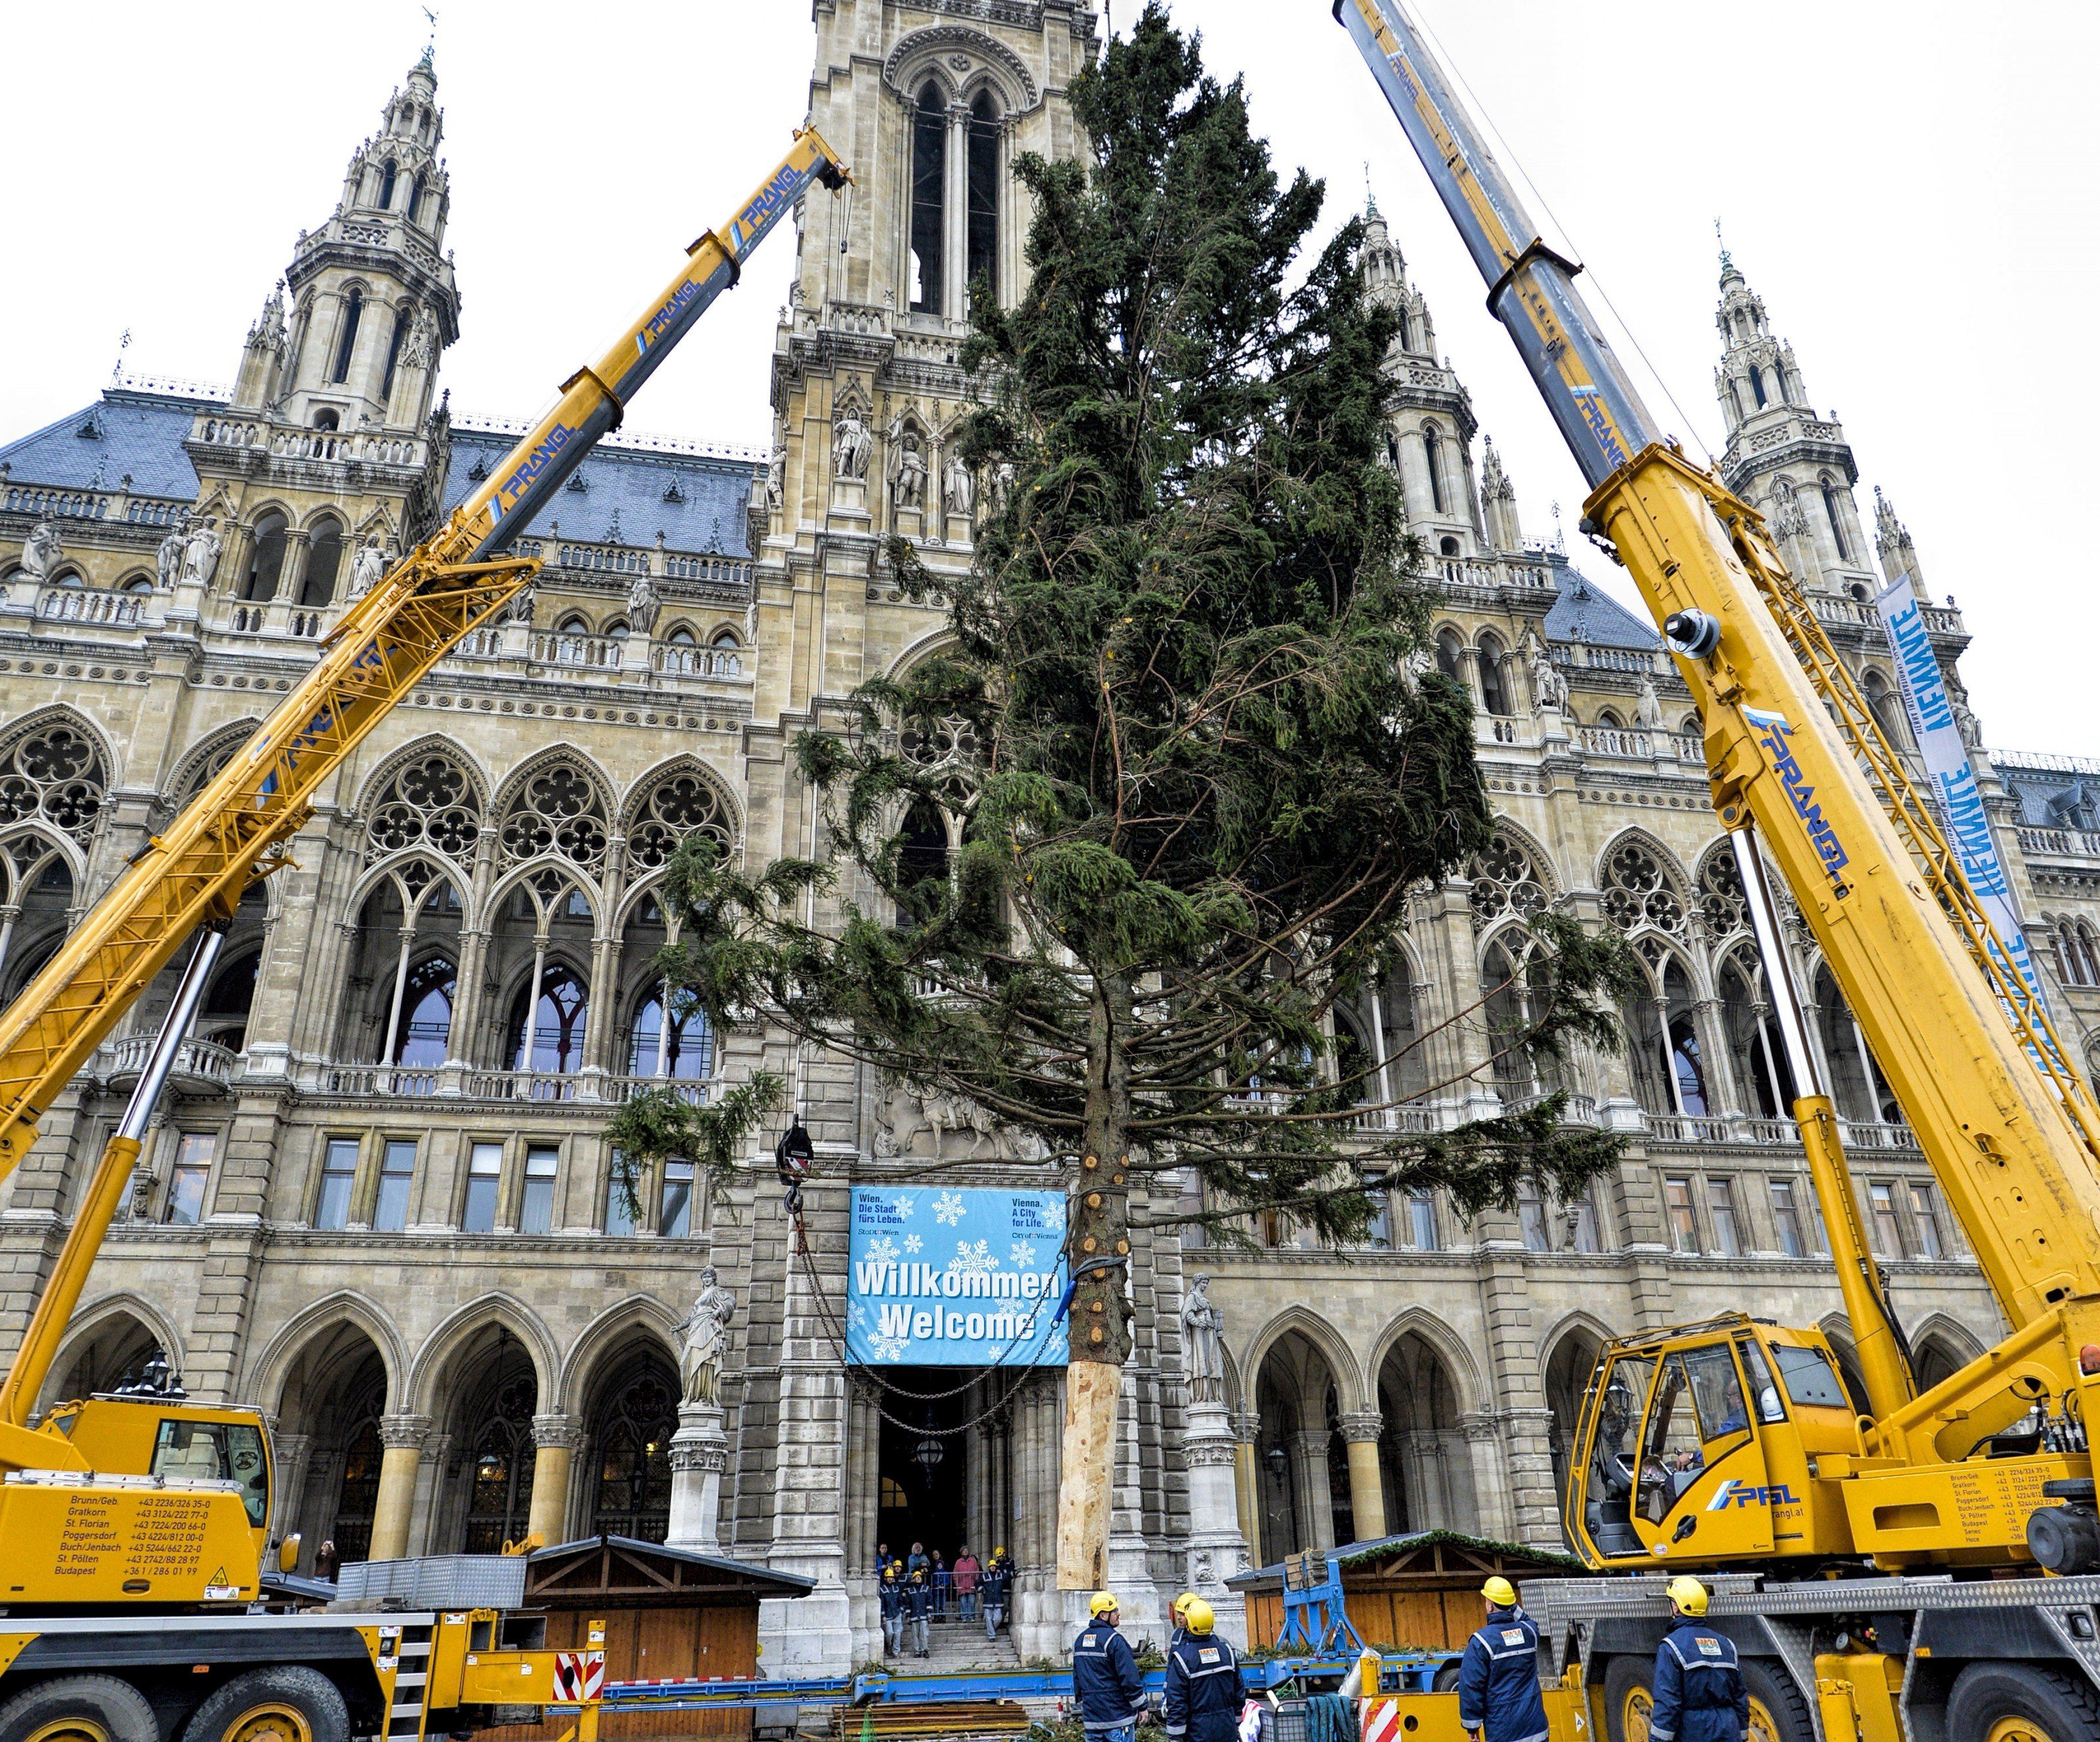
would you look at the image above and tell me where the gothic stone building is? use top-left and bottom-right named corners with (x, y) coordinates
top-left (1, 2), bottom-right (2096, 1672)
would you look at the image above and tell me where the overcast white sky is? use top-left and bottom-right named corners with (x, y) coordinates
top-left (4, 2), bottom-right (2092, 754)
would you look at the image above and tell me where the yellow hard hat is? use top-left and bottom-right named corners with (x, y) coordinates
top-left (1667, 1576), bottom-right (1709, 1617)
top-left (995, 1546), bottom-right (1006, 1557)
top-left (1173, 1590), bottom-right (1198, 1615)
top-left (1183, 1597), bottom-right (1217, 1636)
top-left (1089, 1590), bottom-right (1121, 1617)
top-left (1482, 1576), bottom-right (1518, 1607)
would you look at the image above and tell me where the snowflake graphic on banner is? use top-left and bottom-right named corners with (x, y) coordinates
top-left (952, 1239), bottom-right (996, 1275)
top-left (864, 1235), bottom-right (899, 1267)
top-left (933, 1191), bottom-right (966, 1226)
top-left (904, 1233), bottom-right (923, 1254)
top-left (1010, 1239), bottom-right (1038, 1268)
top-left (891, 1193), bottom-right (919, 1220)
top-left (871, 1334), bottom-right (908, 1363)
top-left (847, 1303), bottom-right (867, 1329)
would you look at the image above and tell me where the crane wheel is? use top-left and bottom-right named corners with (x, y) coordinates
top-left (0, 1676), bottom-right (156, 1742)
top-left (1741, 1661), bottom-right (1814, 1742)
top-left (1603, 1655), bottom-right (1656, 1742)
top-left (1948, 1663), bottom-right (2100, 1742)
top-left (182, 1668), bottom-right (349, 1742)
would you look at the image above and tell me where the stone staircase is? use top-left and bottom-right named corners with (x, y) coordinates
top-left (886, 1615), bottom-right (1025, 1675)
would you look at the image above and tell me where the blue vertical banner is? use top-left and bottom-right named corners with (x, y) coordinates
top-left (847, 1186), bottom-right (1069, 1367)
top-left (1876, 575), bottom-right (2051, 1018)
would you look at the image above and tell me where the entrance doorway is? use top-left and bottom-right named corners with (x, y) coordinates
top-left (877, 1380), bottom-right (971, 1568)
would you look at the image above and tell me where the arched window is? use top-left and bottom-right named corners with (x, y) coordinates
top-left (395, 955), bottom-right (457, 1066)
top-left (1423, 423), bottom-right (1447, 514)
top-left (967, 91), bottom-right (1001, 305)
top-left (667, 625), bottom-right (698, 647)
top-left (244, 511), bottom-right (289, 601)
top-left (1395, 307), bottom-right (1412, 352)
top-left (1438, 535), bottom-right (1460, 557)
top-left (302, 518), bottom-right (345, 607)
top-left (1596, 709), bottom-right (1624, 730)
top-left (328, 1385), bottom-right (385, 1563)
top-left (199, 950), bottom-right (259, 1050)
top-left (507, 965), bottom-right (590, 1074)
top-left (408, 171), bottom-right (427, 223)
top-left (710, 629), bottom-right (744, 676)
top-left (1621, 954), bottom-right (1708, 1117)
top-left (910, 84), bottom-right (947, 316)
top-left (1477, 635), bottom-right (1511, 716)
top-left (1730, 379), bottom-right (1749, 419)
top-left (1814, 966), bottom-right (1895, 1122)
top-left (1482, 931), bottom-right (1561, 1103)
top-left (589, 1352), bottom-right (679, 1542)
top-left (1863, 669), bottom-right (1910, 748)
top-left (460, 1364), bottom-right (536, 1552)
top-left (895, 797), bottom-right (950, 925)
top-left (1820, 480), bottom-right (1851, 562)
top-left (331, 288), bottom-right (364, 385)
top-left (628, 990), bottom-right (714, 1080)
top-left (381, 307), bottom-right (410, 401)
top-left (313, 408), bottom-right (341, 432)
top-left (123, 574), bottom-right (154, 595)
top-left (376, 158), bottom-right (398, 210)
top-left (1435, 627), bottom-right (1464, 683)
top-left (1748, 366), bottom-right (1767, 410)
top-left (2059, 922), bottom-right (2097, 988)
top-left (1718, 953), bottom-right (1796, 1118)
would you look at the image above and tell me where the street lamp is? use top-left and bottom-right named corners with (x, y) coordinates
top-left (1264, 1443), bottom-right (1288, 1481)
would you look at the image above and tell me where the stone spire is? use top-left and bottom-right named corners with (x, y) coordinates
top-left (1874, 486), bottom-right (1929, 603)
top-left (1712, 255), bottom-right (1803, 436)
top-left (233, 281), bottom-right (289, 410)
top-left (1480, 435), bottom-right (1522, 553)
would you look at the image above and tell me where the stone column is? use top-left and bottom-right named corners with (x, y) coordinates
top-left (528, 1416), bottom-right (581, 1548)
top-left (1460, 1414), bottom-right (1511, 1539)
top-left (270, 1432), bottom-right (313, 1545)
top-left (1336, 1412), bottom-right (1388, 1544)
top-left (369, 1414), bottom-right (430, 1561)
top-left (667, 1402), bottom-right (730, 1551)
top-left (1231, 1410), bottom-right (1263, 1569)
top-left (1290, 1430), bottom-right (1335, 1553)
top-left (1183, 1399), bottom-right (1251, 1647)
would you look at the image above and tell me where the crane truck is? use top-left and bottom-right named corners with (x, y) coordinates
top-left (1328, 4), bottom-right (2100, 1742)
top-left (0, 129), bottom-right (847, 1742)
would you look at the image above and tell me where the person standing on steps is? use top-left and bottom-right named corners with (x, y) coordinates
top-left (1648, 1578), bottom-right (1748, 1742)
top-left (953, 1545), bottom-right (981, 1622)
top-left (1072, 1591), bottom-right (1148, 1742)
top-left (907, 1565), bottom-right (933, 1659)
top-left (879, 1561), bottom-right (905, 1657)
top-left (1459, 1577), bottom-right (1549, 1742)
top-left (983, 1546), bottom-right (1013, 1642)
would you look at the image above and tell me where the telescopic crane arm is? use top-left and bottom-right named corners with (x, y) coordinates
top-left (0, 130), bottom-right (849, 1442)
top-left (1335, 0), bottom-right (2100, 1514)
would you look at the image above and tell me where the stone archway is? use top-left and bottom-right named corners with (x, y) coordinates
top-left (1251, 1330), bottom-right (1348, 1557)
top-left (273, 1321), bottom-right (390, 1570)
top-left (1374, 1330), bottom-right (1477, 1535)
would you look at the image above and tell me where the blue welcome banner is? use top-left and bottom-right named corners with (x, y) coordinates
top-left (847, 1186), bottom-right (1069, 1367)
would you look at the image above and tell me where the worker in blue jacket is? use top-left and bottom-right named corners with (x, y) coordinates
top-left (1072, 1591), bottom-right (1148, 1742)
top-left (1648, 1579), bottom-right (1748, 1742)
top-left (1164, 1596), bottom-right (1244, 1742)
top-left (1458, 1577), bottom-right (1549, 1742)
top-left (878, 1561), bottom-right (905, 1657)
top-left (906, 1565), bottom-right (933, 1658)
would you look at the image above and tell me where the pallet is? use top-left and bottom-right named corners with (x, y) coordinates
top-left (828, 1699), bottom-right (1033, 1738)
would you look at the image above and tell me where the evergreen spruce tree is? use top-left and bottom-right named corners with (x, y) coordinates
top-left (612, 6), bottom-right (1638, 1585)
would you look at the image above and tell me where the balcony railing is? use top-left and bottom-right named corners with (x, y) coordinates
top-left (1839, 1118), bottom-right (1919, 1151)
top-left (1577, 726), bottom-right (1702, 762)
top-left (535, 629), bottom-right (623, 669)
top-left (101, 1034), bottom-right (239, 1088)
top-left (2018, 826), bottom-right (2100, 862)
top-left (39, 586), bottom-right (145, 627)
top-left (1646, 1113), bottom-right (1734, 1144)
top-left (324, 1064), bottom-right (440, 1097)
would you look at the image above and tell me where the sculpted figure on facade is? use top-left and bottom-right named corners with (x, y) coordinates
top-left (678, 1266), bottom-right (737, 1407)
top-left (156, 519), bottom-right (190, 589)
top-left (944, 448), bottom-right (974, 520)
top-left (401, 304), bottom-right (438, 372)
top-left (832, 410), bottom-right (872, 482)
top-left (505, 580), bottom-right (537, 626)
top-left (1634, 674), bottom-right (1665, 731)
top-left (1522, 626), bottom-right (1565, 712)
top-left (181, 519), bottom-right (223, 590)
top-left (18, 518), bottom-right (61, 585)
top-left (348, 535), bottom-right (388, 599)
top-left (625, 570), bottom-right (662, 635)
top-left (989, 461), bottom-right (1015, 515)
top-left (1182, 1273), bottom-right (1225, 1403)
top-left (765, 450), bottom-right (785, 515)
top-left (889, 428), bottom-right (927, 511)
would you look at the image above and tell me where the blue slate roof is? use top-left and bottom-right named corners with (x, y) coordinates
top-left (0, 389), bottom-right (206, 501)
top-left (443, 426), bottom-right (757, 558)
top-left (1542, 555), bottom-right (1660, 650)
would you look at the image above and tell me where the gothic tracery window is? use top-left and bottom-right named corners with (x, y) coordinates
top-left (1467, 834), bottom-right (1549, 925)
top-left (303, 517), bottom-right (346, 607)
top-left (590, 1352), bottom-right (679, 1542)
top-left (1423, 422), bottom-right (1448, 514)
top-left (910, 84), bottom-right (946, 315)
top-left (627, 772), bottom-right (732, 872)
top-left (1696, 850), bottom-right (1748, 941)
top-left (0, 721), bottom-right (109, 843)
top-left (967, 91), bottom-right (1001, 304)
top-left (333, 289), bottom-right (364, 385)
top-left (499, 761), bottom-right (610, 875)
top-left (1820, 477), bottom-right (1851, 563)
top-left (461, 1367), bottom-right (537, 1553)
top-left (244, 511), bottom-right (290, 602)
top-left (366, 754), bottom-right (482, 868)
top-left (1601, 841), bottom-right (1686, 936)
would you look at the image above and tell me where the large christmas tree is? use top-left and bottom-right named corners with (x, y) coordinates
top-left (616, 6), bottom-right (1636, 1586)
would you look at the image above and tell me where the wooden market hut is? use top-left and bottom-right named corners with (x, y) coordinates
top-left (482, 1537), bottom-right (814, 1742)
top-left (1227, 1529), bottom-right (1588, 1654)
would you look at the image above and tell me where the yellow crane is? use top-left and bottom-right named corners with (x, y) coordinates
top-left (1334, 4), bottom-right (2100, 1741)
top-left (0, 129), bottom-right (846, 1624)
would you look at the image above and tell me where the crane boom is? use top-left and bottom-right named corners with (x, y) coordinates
top-left (0, 130), bottom-right (847, 1188)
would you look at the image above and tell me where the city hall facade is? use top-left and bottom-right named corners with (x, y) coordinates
top-left (3, 0), bottom-right (2097, 1671)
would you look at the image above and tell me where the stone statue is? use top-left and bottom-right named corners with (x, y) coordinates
top-left (989, 461), bottom-right (1016, 515)
top-left (347, 536), bottom-right (388, 599)
top-left (679, 1265), bottom-right (737, 1406)
top-left (1183, 1273), bottom-right (1225, 1404)
top-left (18, 517), bottom-right (61, 585)
top-left (505, 581), bottom-right (537, 627)
top-left (1634, 675), bottom-right (1665, 731)
top-left (765, 450), bottom-right (785, 515)
top-left (1523, 626), bottom-right (1566, 712)
top-left (832, 411), bottom-right (872, 482)
top-left (156, 519), bottom-right (190, 589)
top-left (180, 519), bottom-right (222, 590)
top-left (1952, 692), bottom-right (1983, 752)
top-left (625, 570), bottom-right (662, 635)
top-left (402, 305), bottom-right (438, 372)
top-left (944, 450), bottom-right (975, 520)
top-left (1398, 645), bottom-right (1435, 692)
top-left (891, 432), bottom-right (927, 511)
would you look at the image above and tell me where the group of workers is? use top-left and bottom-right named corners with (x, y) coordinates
top-left (877, 1545), bottom-right (1016, 1657)
top-left (1065, 1571), bottom-right (1742, 1742)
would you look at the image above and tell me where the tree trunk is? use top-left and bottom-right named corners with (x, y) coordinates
top-left (1057, 982), bottom-right (1134, 1588)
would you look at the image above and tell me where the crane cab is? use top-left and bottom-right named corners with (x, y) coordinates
top-left (1566, 1313), bottom-right (1862, 1569)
